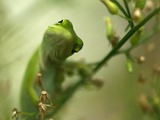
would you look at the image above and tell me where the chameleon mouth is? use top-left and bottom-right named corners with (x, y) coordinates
top-left (71, 43), bottom-right (83, 54)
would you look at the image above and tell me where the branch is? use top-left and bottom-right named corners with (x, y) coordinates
top-left (93, 6), bottom-right (160, 73)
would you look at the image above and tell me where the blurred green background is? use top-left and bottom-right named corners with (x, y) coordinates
top-left (1, 0), bottom-right (158, 120)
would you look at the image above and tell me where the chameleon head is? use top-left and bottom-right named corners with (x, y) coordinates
top-left (41, 19), bottom-right (83, 62)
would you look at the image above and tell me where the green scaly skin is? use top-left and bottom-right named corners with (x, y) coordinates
top-left (20, 19), bottom-right (83, 119)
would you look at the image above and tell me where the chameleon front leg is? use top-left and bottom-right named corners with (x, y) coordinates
top-left (62, 60), bottom-right (93, 78)
top-left (20, 48), bottom-right (40, 117)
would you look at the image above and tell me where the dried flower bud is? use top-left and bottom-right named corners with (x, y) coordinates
top-left (138, 74), bottom-right (147, 84)
top-left (39, 90), bottom-right (52, 105)
top-left (38, 102), bottom-right (47, 120)
top-left (101, 0), bottom-right (119, 15)
top-left (146, 43), bottom-right (155, 52)
top-left (152, 64), bottom-right (160, 75)
top-left (91, 78), bottom-right (104, 89)
top-left (132, 8), bottom-right (143, 23)
top-left (37, 73), bottom-right (45, 90)
top-left (135, 0), bottom-right (146, 10)
top-left (145, 0), bottom-right (154, 12)
top-left (139, 94), bottom-right (152, 113)
top-left (12, 108), bottom-right (20, 120)
top-left (38, 102), bottom-right (55, 119)
top-left (110, 36), bottom-right (119, 47)
top-left (138, 55), bottom-right (146, 63)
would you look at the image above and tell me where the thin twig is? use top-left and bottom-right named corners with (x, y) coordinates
top-left (93, 6), bottom-right (160, 73)
top-left (117, 25), bottom-right (160, 55)
top-left (123, 0), bottom-right (134, 28)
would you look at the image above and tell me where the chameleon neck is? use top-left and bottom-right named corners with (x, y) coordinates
top-left (39, 60), bottom-right (63, 98)
top-left (38, 31), bottom-right (66, 96)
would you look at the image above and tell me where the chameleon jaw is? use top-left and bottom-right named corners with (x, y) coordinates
top-left (71, 43), bottom-right (83, 54)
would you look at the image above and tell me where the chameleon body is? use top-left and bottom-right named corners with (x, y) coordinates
top-left (20, 19), bottom-right (83, 118)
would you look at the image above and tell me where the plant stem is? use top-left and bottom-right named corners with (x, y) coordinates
top-left (111, 0), bottom-right (134, 29)
top-left (52, 78), bottom-right (85, 115)
top-left (117, 25), bottom-right (160, 55)
top-left (93, 6), bottom-right (160, 73)
top-left (123, 0), bottom-right (134, 28)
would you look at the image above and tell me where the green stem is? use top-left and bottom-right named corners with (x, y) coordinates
top-left (111, 0), bottom-right (134, 29)
top-left (123, 0), bottom-right (134, 28)
top-left (52, 78), bottom-right (85, 115)
top-left (93, 6), bottom-right (160, 73)
top-left (118, 25), bottom-right (160, 54)
top-left (117, 13), bottom-right (132, 21)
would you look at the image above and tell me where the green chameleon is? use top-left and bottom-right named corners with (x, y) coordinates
top-left (20, 19), bottom-right (84, 119)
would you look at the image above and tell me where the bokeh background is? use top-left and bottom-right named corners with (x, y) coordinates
top-left (0, 0), bottom-right (159, 120)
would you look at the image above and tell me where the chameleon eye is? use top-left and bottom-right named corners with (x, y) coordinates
top-left (58, 20), bottom-right (63, 24)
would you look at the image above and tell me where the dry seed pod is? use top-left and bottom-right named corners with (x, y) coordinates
top-left (37, 73), bottom-right (44, 90)
top-left (138, 74), bottom-right (147, 84)
top-left (138, 55), bottom-right (146, 63)
top-left (145, 0), bottom-right (154, 12)
top-left (12, 108), bottom-right (21, 120)
top-left (132, 8), bottom-right (143, 23)
top-left (38, 102), bottom-right (47, 119)
top-left (91, 78), bottom-right (104, 89)
top-left (110, 35), bottom-right (119, 47)
top-left (146, 43), bottom-right (155, 52)
top-left (152, 64), bottom-right (160, 75)
top-left (139, 94), bottom-right (153, 113)
top-left (39, 90), bottom-right (52, 105)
